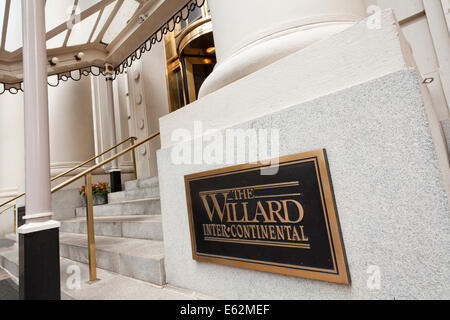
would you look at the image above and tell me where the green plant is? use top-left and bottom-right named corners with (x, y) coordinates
top-left (79, 182), bottom-right (110, 196)
top-left (93, 181), bottom-right (110, 196)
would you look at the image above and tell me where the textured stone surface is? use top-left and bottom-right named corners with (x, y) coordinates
top-left (75, 198), bottom-right (161, 217)
top-left (157, 70), bottom-right (450, 299)
top-left (0, 177), bottom-right (213, 299)
top-left (59, 232), bottom-right (166, 285)
top-left (1, 250), bottom-right (212, 300)
top-left (0, 244), bottom-right (18, 279)
top-left (0, 239), bottom-right (14, 249)
top-left (108, 187), bottom-right (160, 202)
top-left (125, 176), bottom-right (159, 191)
top-left (0, 278), bottom-right (18, 300)
top-left (60, 215), bottom-right (163, 240)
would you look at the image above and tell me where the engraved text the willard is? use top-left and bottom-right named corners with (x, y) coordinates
top-left (199, 182), bottom-right (310, 249)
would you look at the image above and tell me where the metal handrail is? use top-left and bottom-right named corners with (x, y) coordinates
top-left (0, 130), bottom-right (160, 282)
top-left (54, 130), bottom-right (160, 281)
top-left (0, 193), bottom-right (24, 211)
top-left (50, 136), bottom-right (138, 181)
top-left (0, 136), bottom-right (138, 210)
top-left (51, 131), bottom-right (160, 194)
top-left (0, 204), bottom-right (17, 234)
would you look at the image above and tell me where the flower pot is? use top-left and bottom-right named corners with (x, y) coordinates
top-left (81, 194), bottom-right (108, 206)
top-left (93, 194), bottom-right (108, 205)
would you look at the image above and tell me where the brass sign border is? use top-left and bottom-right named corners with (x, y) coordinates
top-left (184, 149), bottom-right (350, 285)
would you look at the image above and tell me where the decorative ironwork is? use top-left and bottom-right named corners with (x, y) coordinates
top-left (0, 65), bottom-right (106, 95)
top-left (47, 65), bottom-right (105, 87)
top-left (115, 0), bottom-right (206, 76)
top-left (0, 0), bottom-right (206, 95)
top-left (0, 82), bottom-right (24, 95)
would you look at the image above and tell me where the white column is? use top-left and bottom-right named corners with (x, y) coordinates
top-left (199, 0), bottom-right (367, 97)
top-left (105, 64), bottom-right (119, 171)
top-left (423, 0), bottom-right (450, 110)
top-left (19, 0), bottom-right (58, 231)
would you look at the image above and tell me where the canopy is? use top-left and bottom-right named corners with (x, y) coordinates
top-left (0, 0), bottom-right (204, 94)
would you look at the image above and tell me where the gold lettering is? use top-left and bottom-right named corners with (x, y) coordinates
top-left (236, 225), bottom-right (243, 237)
top-left (269, 226), bottom-right (276, 240)
top-left (242, 202), bottom-right (250, 222)
top-left (283, 225), bottom-right (292, 240)
top-left (256, 225), bottom-right (261, 239)
top-left (260, 225), bottom-right (269, 239)
top-left (281, 199), bottom-right (304, 223)
top-left (203, 224), bottom-right (210, 236)
top-left (243, 225), bottom-right (251, 238)
top-left (216, 224), bottom-right (222, 237)
top-left (230, 225), bottom-right (237, 237)
top-left (299, 225), bottom-right (309, 241)
top-left (252, 201), bottom-right (271, 223)
top-left (221, 225), bottom-right (229, 238)
top-left (291, 226), bottom-right (301, 241)
top-left (233, 189), bottom-right (245, 200)
top-left (250, 225), bottom-right (256, 238)
top-left (276, 226), bottom-right (285, 240)
top-left (266, 201), bottom-right (287, 223)
top-left (200, 192), bottom-right (229, 222)
top-left (225, 203), bottom-right (233, 222)
top-left (231, 202), bottom-right (245, 222)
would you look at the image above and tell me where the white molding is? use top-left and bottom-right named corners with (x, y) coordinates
top-left (18, 219), bottom-right (60, 234)
top-left (0, 187), bottom-right (19, 199)
top-left (23, 212), bottom-right (53, 220)
top-left (50, 162), bottom-right (106, 176)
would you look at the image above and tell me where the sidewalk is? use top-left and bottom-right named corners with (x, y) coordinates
top-left (0, 267), bottom-right (18, 300)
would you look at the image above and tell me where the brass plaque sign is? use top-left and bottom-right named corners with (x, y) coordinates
top-left (184, 149), bottom-right (350, 284)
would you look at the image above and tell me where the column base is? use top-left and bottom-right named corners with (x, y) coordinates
top-left (19, 226), bottom-right (61, 300)
top-left (199, 21), bottom-right (355, 98)
top-left (110, 170), bottom-right (122, 192)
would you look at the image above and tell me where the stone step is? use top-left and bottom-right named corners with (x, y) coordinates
top-left (125, 176), bottom-right (159, 191)
top-left (4, 233), bottom-right (16, 242)
top-left (0, 245), bottom-right (18, 279)
top-left (0, 243), bottom-right (212, 300)
top-left (60, 215), bottom-right (163, 240)
top-left (108, 186), bottom-right (160, 203)
top-left (75, 197), bottom-right (161, 217)
top-left (59, 232), bottom-right (166, 285)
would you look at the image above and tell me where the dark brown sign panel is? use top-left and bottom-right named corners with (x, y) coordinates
top-left (184, 149), bottom-right (350, 284)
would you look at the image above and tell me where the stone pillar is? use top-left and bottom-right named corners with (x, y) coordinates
top-left (199, 0), bottom-right (366, 97)
top-left (19, 0), bottom-right (60, 300)
top-left (104, 64), bottom-right (122, 192)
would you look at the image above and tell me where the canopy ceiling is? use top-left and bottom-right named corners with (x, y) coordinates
top-left (0, 0), bottom-right (204, 94)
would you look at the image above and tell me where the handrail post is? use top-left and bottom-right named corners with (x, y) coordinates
top-left (85, 173), bottom-right (98, 282)
top-left (13, 204), bottom-right (16, 234)
top-left (131, 138), bottom-right (137, 180)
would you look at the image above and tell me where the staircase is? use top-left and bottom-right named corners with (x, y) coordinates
top-left (0, 176), bottom-right (211, 300)
top-left (60, 176), bottom-right (165, 285)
